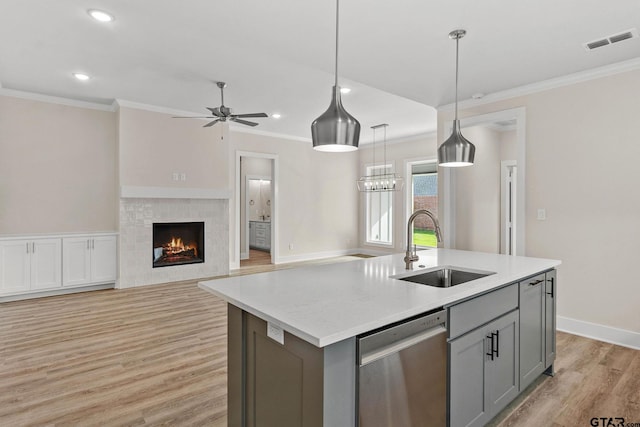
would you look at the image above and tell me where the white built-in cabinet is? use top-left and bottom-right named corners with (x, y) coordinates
top-left (0, 238), bottom-right (62, 293)
top-left (0, 233), bottom-right (117, 298)
top-left (63, 235), bottom-right (117, 287)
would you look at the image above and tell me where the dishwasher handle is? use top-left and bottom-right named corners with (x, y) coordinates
top-left (359, 325), bottom-right (447, 366)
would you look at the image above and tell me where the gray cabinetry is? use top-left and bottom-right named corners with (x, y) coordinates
top-left (449, 310), bottom-right (519, 427)
top-left (519, 270), bottom-right (557, 389)
top-left (545, 270), bottom-right (557, 368)
top-left (249, 221), bottom-right (271, 251)
top-left (519, 273), bottom-right (546, 389)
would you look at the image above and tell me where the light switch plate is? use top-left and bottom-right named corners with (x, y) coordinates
top-left (267, 322), bottom-right (284, 345)
top-left (537, 208), bottom-right (546, 220)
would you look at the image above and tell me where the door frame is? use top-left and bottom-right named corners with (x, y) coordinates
top-left (234, 151), bottom-right (279, 269)
top-left (244, 174), bottom-right (271, 260)
top-left (404, 157), bottom-right (438, 249)
top-left (442, 107), bottom-right (526, 255)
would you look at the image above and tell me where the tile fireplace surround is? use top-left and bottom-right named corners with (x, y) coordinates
top-left (119, 187), bottom-right (229, 288)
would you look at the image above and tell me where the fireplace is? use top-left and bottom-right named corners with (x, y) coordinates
top-left (152, 222), bottom-right (205, 268)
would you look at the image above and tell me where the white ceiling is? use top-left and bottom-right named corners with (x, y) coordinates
top-left (1, 0), bottom-right (639, 143)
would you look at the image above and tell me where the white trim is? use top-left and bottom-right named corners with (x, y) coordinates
top-left (438, 57), bottom-right (640, 112)
top-left (357, 247), bottom-right (394, 257)
top-left (274, 248), bottom-right (361, 264)
top-left (240, 251), bottom-right (249, 260)
top-left (113, 99), bottom-right (204, 118)
top-left (500, 160), bottom-right (517, 255)
top-left (230, 125), bottom-right (311, 143)
top-left (120, 186), bottom-right (231, 199)
top-left (0, 283), bottom-right (115, 303)
top-left (0, 88), bottom-right (116, 111)
top-left (557, 316), bottom-right (640, 350)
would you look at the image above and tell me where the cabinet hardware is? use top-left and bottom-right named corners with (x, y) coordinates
top-left (92, 239), bottom-right (95, 250)
top-left (546, 277), bottom-right (554, 298)
top-left (26, 242), bottom-right (30, 254)
top-left (32, 242), bottom-right (35, 253)
top-left (486, 331), bottom-right (499, 360)
top-left (528, 279), bottom-right (543, 286)
top-left (87, 239), bottom-right (90, 250)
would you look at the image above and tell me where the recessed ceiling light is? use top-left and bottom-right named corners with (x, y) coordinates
top-left (73, 73), bottom-right (91, 81)
top-left (88, 9), bottom-right (114, 22)
top-left (271, 113), bottom-right (282, 119)
top-left (340, 87), bottom-right (351, 94)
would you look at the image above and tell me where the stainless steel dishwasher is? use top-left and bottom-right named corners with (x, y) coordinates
top-left (357, 308), bottom-right (447, 427)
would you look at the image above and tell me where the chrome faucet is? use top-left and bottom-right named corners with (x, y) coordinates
top-left (405, 209), bottom-right (443, 270)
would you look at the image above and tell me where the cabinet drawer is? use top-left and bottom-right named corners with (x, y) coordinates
top-left (254, 222), bottom-right (267, 230)
top-left (520, 273), bottom-right (545, 288)
top-left (256, 229), bottom-right (267, 238)
top-left (449, 283), bottom-right (518, 339)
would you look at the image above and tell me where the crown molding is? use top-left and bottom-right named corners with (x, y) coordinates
top-left (0, 88), bottom-right (116, 112)
top-left (113, 99), bottom-right (203, 118)
top-left (438, 57), bottom-right (640, 112)
top-left (229, 125), bottom-right (312, 143)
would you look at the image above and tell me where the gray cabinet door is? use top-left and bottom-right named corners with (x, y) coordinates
top-left (450, 310), bottom-right (520, 427)
top-left (519, 274), bottom-right (545, 390)
top-left (449, 325), bottom-right (490, 427)
top-left (545, 270), bottom-right (557, 367)
top-left (486, 310), bottom-right (519, 415)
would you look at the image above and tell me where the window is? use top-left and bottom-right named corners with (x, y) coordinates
top-left (365, 164), bottom-right (394, 245)
top-left (411, 162), bottom-right (438, 248)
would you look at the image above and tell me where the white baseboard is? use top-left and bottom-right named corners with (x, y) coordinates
top-left (557, 316), bottom-right (640, 350)
top-left (240, 252), bottom-right (249, 260)
top-left (0, 283), bottom-right (115, 302)
top-left (275, 248), bottom-right (362, 264)
top-left (357, 247), bottom-right (397, 257)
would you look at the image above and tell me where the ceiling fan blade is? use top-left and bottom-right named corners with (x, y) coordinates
top-left (231, 118), bottom-right (259, 127)
top-left (206, 107), bottom-right (223, 117)
top-left (172, 116), bottom-right (215, 119)
top-left (231, 113), bottom-right (268, 118)
top-left (203, 119), bottom-right (221, 128)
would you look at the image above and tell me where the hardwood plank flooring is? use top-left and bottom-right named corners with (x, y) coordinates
top-left (239, 249), bottom-right (271, 268)
top-left (1, 256), bottom-right (638, 426)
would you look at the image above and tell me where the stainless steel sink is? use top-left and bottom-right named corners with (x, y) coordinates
top-left (392, 266), bottom-right (495, 288)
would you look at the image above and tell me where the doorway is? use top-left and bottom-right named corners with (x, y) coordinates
top-left (405, 159), bottom-right (439, 249)
top-left (235, 151), bottom-right (278, 269)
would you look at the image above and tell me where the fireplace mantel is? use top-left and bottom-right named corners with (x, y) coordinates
top-left (120, 186), bottom-right (231, 200)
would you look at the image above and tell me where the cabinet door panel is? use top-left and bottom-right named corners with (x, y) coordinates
top-left (91, 236), bottom-right (117, 283)
top-left (487, 310), bottom-right (519, 416)
top-left (449, 327), bottom-right (489, 427)
top-left (63, 237), bottom-right (91, 286)
top-left (519, 275), bottom-right (545, 389)
top-left (31, 239), bottom-right (62, 290)
top-left (545, 270), bottom-right (557, 367)
top-left (0, 240), bottom-right (31, 293)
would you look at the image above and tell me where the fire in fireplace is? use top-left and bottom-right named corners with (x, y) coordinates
top-left (153, 222), bottom-right (205, 268)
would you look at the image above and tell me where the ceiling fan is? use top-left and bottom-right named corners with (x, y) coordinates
top-left (173, 82), bottom-right (268, 127)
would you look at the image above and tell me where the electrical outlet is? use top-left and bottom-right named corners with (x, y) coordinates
top-left (289, 243), bottom-right (294, 251)
top-left (537, 208), bottom-right (546, 220)
top-left (180, 173), bottom-right (186, 181)
top-left (172, 172), bottom-right (179, 181)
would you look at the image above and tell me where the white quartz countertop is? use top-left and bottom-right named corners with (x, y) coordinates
top-left (199, 249), bottom-right (560, 348)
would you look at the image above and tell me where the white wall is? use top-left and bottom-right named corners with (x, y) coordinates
top-left (118, 106), bottom-right (228, 189)
top-left (438, 68), bottom-right (640, 335)
top-left (357, 135), bottom-right (438, 254)
top-left (229, 131), bottom-right (360, 266)
top-left (0, 95), bottom-right (117, 234)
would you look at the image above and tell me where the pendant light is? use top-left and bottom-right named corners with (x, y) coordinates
top-left (438, 29), bottom-right (475, 167)
top-left (311, 0), bottom-right (361, 152)
top-left (357, 124), bottom-right (404, 192)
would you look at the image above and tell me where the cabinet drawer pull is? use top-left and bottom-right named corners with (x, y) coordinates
top-left (32, 242), bottom-right (35, 253)
top-left (546, 277), bottom-right (554, 298)
top-left (486, 331), bottom-right (499, 360)
top-left (26, 242), bottom-right (30, 254)
top-left (528, 279), bottom-right (543, 286)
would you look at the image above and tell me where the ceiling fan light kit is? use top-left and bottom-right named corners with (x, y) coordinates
top-left (173, 81), bottom-right (268, 128)
top-left (311, 0), bottom-right (361, 152)
top-left (438, 29), bottom-right (476, 167)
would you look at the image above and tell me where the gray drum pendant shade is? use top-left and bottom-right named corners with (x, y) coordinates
top-left (311, 0), bottom-right (360, 152)
top-left (438, 29), bottom-right (475, 167)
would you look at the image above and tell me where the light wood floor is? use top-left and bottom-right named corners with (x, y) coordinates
top-left (239, 249), bottom-right (271, 268)
top-left (1, 257), bottom-right (639, 426)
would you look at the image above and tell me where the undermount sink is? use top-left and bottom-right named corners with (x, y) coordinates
top-left (392, 266), bottom-right (495, 288)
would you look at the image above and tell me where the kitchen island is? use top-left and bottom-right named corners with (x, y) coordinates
top-left (199, 249), bottom-right (561, 427)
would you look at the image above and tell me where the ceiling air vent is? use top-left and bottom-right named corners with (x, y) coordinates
top-left (584, 28), bottom-right (638, 51)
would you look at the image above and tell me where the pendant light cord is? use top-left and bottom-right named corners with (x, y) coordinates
top-left (334, 0), bottom-right (339, 88)
top-left (454, 35), bottom-right (459, 121)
